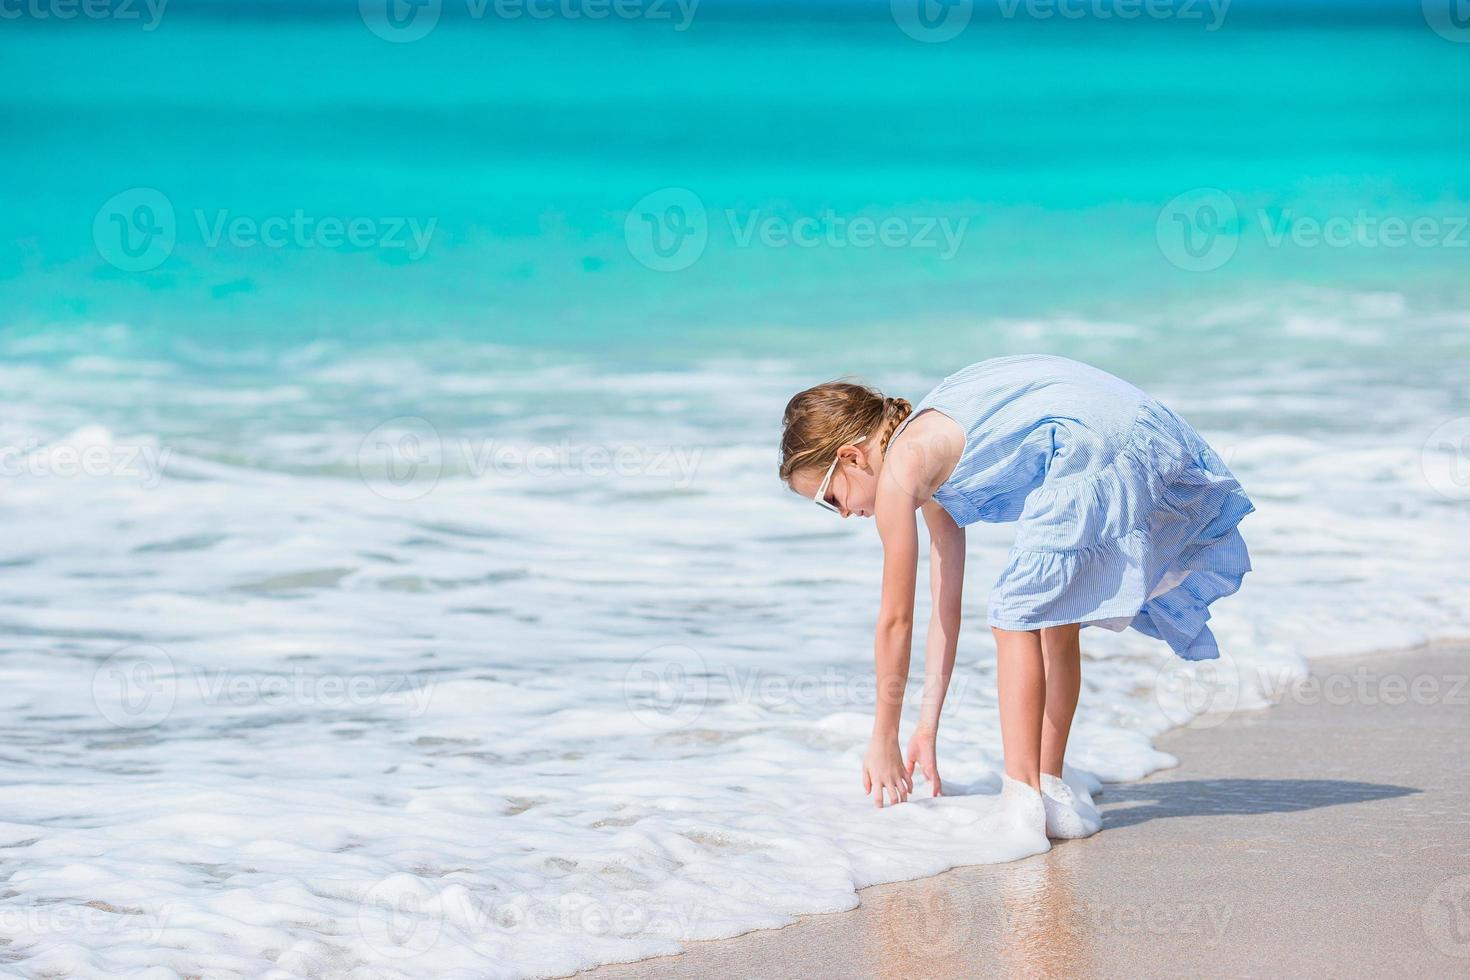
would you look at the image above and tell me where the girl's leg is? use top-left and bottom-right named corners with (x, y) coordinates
top-left (992, 626), bottom-right (1046, 790)
top-left (1039, 623), bottom-right (1082, 778)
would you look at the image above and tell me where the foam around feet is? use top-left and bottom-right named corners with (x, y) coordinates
top-left (1041, 773), bottom-right (1103, 839)
top-left (999, 774), bottom-right (1052, 854)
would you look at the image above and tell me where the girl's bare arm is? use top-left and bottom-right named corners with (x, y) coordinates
top-left (865, 484), bottom-right (920, 806)
top-left (917, 500), bottom-right (963, 735)
top-left (865, 420), bottom-right (961, 805)
top-left (904, 501), bottom-right (964, 797)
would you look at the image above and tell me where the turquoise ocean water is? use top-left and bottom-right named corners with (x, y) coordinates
top-left (2, 4), bottom-right (1469, 976)
top-left (5, 7), bottom-right (1470, 353)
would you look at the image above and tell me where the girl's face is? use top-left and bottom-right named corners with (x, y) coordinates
top-left (791, 441), bottom-right (879, 519)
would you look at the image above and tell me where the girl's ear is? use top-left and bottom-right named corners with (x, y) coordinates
top-left (840, 442), bottom-right (870, 468)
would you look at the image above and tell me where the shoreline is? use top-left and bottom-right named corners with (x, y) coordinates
top-left (582, 638), bottom-right (1470, 977)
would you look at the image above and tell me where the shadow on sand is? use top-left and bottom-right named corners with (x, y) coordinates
top-left (1098, 778), bottom-right (1417, 830)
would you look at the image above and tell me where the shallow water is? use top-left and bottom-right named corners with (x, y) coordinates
top-left (2, 7), bottom-right (1469, 978)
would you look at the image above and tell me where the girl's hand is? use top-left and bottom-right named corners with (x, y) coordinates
top-left (905, 728), bottom-right (943, 798)
top-left (863, 736), bottom-right (913, 807)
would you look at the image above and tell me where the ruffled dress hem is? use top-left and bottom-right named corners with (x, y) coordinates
top-left (983, 398), bottom-right (1257, 662)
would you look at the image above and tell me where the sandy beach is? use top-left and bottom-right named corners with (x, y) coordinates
top-left (586, 640), bottom-right (1470, 978)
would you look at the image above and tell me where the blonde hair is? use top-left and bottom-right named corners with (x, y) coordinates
top-left (778, 380), bottom-right (913, 486)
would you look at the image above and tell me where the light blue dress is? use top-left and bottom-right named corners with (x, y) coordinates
top-left (888, 353), bottom-right (1256, 661)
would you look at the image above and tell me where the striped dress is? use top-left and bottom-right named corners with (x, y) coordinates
top-left (888, 353), bottom-right (1256, 661)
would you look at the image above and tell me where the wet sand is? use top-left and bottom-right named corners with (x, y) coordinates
top-left (585, 640), bottom-right (1470, 978)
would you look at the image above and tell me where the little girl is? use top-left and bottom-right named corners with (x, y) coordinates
top-left (778, 353), bottom-right (1256, 840)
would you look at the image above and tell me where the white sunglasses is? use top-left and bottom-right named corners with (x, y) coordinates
top-left (812, 435), bottom-right (866, 514)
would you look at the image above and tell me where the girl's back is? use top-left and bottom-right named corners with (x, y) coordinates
top-left (892, 353), bottom-right (1163, 527)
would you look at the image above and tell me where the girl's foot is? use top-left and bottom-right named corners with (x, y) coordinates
top-left (998, 774), bottom-right (1051, 852)
top-left (1056, 767), bottom-right (1105, 824)
top-left (1040, 772), bottom-right (1102, 839)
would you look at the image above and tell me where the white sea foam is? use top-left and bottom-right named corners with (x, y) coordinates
top-left (2, 298), bottom-right (1468, 977)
